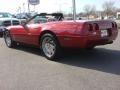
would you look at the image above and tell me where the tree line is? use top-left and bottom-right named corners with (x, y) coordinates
top-left (64, 1), bottom-right (119, 20)
top-left (83, 1), bottom-right (118, 19)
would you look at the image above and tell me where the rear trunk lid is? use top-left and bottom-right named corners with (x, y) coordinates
top-left (76, 20), bottom-right (118, 38)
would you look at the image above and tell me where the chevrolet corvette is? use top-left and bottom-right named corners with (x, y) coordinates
top-left (3, 13), bottom-right (118, 60)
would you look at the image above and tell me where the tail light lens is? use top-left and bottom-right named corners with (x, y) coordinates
top-left (112, 22), bottom-right (117, 29)
top-left (112, 23), bottom-right (114, 28)
top-left (88, 24), bottom-right (93, 31)
top-left (94, 23), bottom-right (99, 30)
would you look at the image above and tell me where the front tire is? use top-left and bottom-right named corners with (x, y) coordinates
top-left (40, 33), bottom-right (61, 60)
top-left (86, 46), bottom-right (95, 50)
top-left (4, 31), bottom-right (16, 48)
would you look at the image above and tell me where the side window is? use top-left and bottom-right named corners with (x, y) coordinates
top-left (28, 16), bottom-right (48, 24)
top-left (3, 21), bottom-right (11, 26)
top-left (12, 20), bottom-right (20, 25)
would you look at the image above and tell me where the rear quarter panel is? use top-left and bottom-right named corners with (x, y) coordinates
top-left (40, 21), bottom-right (84, 47)
top-left (41, 22), bottom-right (82, 36)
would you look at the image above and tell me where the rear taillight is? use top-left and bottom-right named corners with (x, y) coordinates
top-left (112, 22), bottom-right (117, 29)
top-left (88, 24), bottom-right (93, 31)
top-left (94, 23), bottom-right (99, 30)
top-left (112, 23), bottom-right (114, 28)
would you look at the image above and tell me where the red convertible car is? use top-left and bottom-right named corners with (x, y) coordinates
top-left (3, 13), bottom-right (118, 60)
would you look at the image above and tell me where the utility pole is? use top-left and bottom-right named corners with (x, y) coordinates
top-left (72, 0), bottom-right (76, 22)
top-left (23, 3), bottom-right (25, 13)
top-left (19, 7), bottom-right (21, 14)
top-left (34, 5), bottom-right (35, 12)
top-left (28, 1), bottom-right (30, 13)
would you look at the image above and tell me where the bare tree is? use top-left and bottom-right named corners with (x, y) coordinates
top-left (84, 5), bottom-right (96, 19)
top-left (103, 1), bottom-right (116, 18)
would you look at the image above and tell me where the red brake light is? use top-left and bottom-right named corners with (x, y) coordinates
top-left (112, 22), bottom-right (117, 29)
top-left (112, 23), bottom-right (114, 28)
top-left (88, 24), bottom-right (93, 31)
top-left (94, 23), bottom-right (99, 30)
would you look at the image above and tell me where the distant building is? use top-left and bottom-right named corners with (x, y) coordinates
top-left (117, 12), bottom-right (120, 19)
top-left (117, 9), bottom-right (120, 19)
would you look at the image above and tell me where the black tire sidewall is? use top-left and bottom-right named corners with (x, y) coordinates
top-left (4, 31), bottom-right (14, 48)
top-left (86, 46), bottom-right (95, 50)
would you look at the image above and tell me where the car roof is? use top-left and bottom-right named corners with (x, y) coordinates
top-left (0, 18), bottom-right (19, 21)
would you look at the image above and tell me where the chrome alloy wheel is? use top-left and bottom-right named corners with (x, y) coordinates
top-left (42, 37), bottom-right (56, 58)
top-left (5, 32), bottom-right (12, 47)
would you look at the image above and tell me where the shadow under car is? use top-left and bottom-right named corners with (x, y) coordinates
top-left (12, 45), bottom-right (120, 75)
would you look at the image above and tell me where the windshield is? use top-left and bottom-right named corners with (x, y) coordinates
top-left (0, 12), bottom-right (12, 18)
top-left (27, 15), bottom-right (57, 24)
top-left (26, 13), bottom-right (64, 25)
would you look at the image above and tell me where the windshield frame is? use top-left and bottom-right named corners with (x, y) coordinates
top-left (24, 13), bottom-right (64, 25)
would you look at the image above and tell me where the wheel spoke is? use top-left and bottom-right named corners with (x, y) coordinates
top-left (42, 37), bottom-right (56, 58)
top-left (5, 32), bottom-right (11, 46)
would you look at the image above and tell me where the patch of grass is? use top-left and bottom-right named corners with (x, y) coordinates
top-left (117, 23), bottom-right (120, 28)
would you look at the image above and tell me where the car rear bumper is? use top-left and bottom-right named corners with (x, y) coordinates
top-left (85, 37), bottom-right (113, 47)
top-left (58, 32), bottom-right (118, 48)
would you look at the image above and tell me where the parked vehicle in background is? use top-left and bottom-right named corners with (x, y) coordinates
top-left (78, 17), bottom-right (88, 20)
top-left (0, 12), bottom-right (13, 18)
top-left (16, 13), bottom-right (30, 19)
top-left (3, 13), bottom-right (118, 60)
top-left (16, 12), bottom-right (38, 19)
top-left (0, 18), bottom-right (20, 37)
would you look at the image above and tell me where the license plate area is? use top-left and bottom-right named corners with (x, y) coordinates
top-left (101, 30), bottom-right (108, 37)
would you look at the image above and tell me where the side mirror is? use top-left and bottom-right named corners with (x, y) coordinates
top-left (21, 20), bottom-right (27, 26)
top-left (20, 20), bottom-right (30, 32)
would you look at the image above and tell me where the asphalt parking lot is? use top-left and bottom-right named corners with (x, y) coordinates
top-left (0, 32), bottom-right (120, 90)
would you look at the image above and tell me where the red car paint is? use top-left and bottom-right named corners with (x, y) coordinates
top-left (7, 20), bottom-right (118, 48)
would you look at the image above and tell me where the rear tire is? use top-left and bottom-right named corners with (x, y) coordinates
top-left (0, 33), bottom-right (3, 38)
top-left (86, 46), bottom-right (95, 50)
top-left (40, 33), bottom-right (61, 60)
top-left (4, 31), bottom-right (16, 48)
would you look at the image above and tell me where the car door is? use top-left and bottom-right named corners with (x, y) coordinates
top-left (11, 25), bottom-right (29, 43)
top-left (22, 24), bottom-right (40, 46)
top-left (12, 24), bottom-right (41, 46)
top-left (12, 15), bottom-right (46, 46)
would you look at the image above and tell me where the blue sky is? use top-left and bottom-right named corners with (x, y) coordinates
top-left (76, 0), bottom-right (120, 13)
top-left (0, 0), bottom-right (120, 14)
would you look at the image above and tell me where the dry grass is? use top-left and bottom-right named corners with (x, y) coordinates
top-left (117, 23), bottom-right (120, 28)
